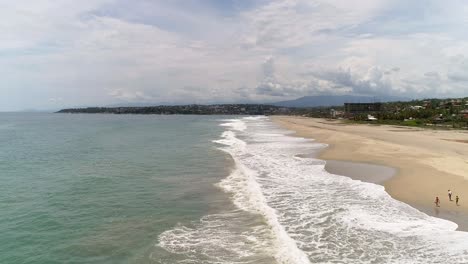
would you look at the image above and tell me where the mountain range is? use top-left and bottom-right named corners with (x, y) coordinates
top-left (272, 95), bottom-right (410, 108)
top-left (102, 95), bottom-right (410, 109)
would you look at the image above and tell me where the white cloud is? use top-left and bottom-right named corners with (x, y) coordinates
top-left (1, 0), bottom-right (468, 110)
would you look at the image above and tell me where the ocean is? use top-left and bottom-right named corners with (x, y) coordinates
top-left (1, 113), bottom-right (468, 263)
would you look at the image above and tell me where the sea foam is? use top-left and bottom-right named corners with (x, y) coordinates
top-left (158, 117), bottom-right (468, 264)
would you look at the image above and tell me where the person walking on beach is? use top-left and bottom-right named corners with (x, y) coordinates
top-left (448, 190), bottom-right (452, 201)
top-left (456, 196), bottom-right (459, 206)
top-left (435, 196), bottom-right (440, 207)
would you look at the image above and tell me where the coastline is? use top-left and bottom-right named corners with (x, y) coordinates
top-left (272, 116), bottom-right (468, 231)
top-left (324, 159), bottom-right (397, 185)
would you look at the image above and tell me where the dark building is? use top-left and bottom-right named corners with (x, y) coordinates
top-left (344, 103), bottom-right (382, 114)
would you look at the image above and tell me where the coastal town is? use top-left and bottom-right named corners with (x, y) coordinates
top-left (58, 97), bottom-right (468, 129)
top-left (328, 97), bottom-right (468, 129)
top-left (57, 104), bottom-right (291, 115)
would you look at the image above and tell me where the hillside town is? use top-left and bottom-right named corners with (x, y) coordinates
top-left (327, 98), bottom-right (468, 129)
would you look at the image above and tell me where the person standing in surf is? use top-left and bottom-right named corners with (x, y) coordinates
top-left (456, 196), bottom-right (459, 206)
top-left (435, 196), bottom-right (440, 207)
top-left (448, 190), bottom-right (452, 201)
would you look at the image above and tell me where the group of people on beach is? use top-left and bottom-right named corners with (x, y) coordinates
top-left (434, 190), bottom-right (460, 207)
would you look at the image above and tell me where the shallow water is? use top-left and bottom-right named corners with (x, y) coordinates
top-left (0, 113), bottom-right (232, 264)
top-left (2, 113), bottom-right (468, 263)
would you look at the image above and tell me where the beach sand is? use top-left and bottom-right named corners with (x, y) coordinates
top-left (324, 160), bottom-right (397, 185)
top-left (273, 116), bottom-right (468, 231)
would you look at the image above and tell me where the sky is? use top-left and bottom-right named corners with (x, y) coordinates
top-left (1, 0), bottom-right (468, 111)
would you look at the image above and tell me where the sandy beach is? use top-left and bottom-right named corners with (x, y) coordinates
top-left (273, 116), bottom-right (468, 231)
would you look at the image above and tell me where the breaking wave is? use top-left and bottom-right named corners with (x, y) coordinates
top-left (157, 116), bottom-right (468, 263)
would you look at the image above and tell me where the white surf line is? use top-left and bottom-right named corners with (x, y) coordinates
top-left (216, 119), bottom-right (311, 264)
top-left (234, 160), bottom-right (311, 264)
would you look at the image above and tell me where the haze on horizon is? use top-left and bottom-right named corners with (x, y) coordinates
top-left (2, 0), bottom-right (468, 111)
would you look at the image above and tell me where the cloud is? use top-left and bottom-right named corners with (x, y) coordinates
top-left (255, 83), bottom-right (286, 97)
top-left (108, 88), bottom-right (154, 102)
top-left (48, 97), bottom-right (63, 103)
top-left (424, 71), bottom-right (440, 78)
top-left (2, 0), bottom-right (468, 110)
top-left (448, 73), bottom-right (468, 83)
top-left (262, 56), bottom-right (275, 77)
top-left (310, 66), bottom-right (394, 95)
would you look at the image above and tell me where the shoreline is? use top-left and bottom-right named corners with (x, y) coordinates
top-left (324, 159), bottom-right (397, 185)
top-left (272, 116), bottom-right (468, 231)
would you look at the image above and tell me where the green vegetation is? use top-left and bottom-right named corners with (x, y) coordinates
top-left (347, 97), bottom-right (468, 129)
top-left (57, 104), bottom-right (292, 115)
top-left (56, 97), bottom-right (468, 130)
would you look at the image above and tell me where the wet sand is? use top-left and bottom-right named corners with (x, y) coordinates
top-left (324, 160), bottom-right (397, 185)
top-left (273, 116), bottom-right (468, 231)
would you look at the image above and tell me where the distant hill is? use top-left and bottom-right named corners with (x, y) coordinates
top-left (56, 104), bottom-right (290, 115)
top-left (272, 95), bottom-right (410, 108)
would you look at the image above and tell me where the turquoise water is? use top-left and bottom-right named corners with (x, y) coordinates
top-left (4, 114), bottom-right (468, 264)
top-left (0, 113), bottom-right (231, 264)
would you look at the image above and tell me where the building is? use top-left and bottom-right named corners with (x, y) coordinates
top-left (330, 109), bottom-right (344, 118)
top-left (410, 105), bottom-right (425, 110)
top-left (344, 103), bottom-right (382, 114)
top-left (461, 109), bottom-right (468, 119)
